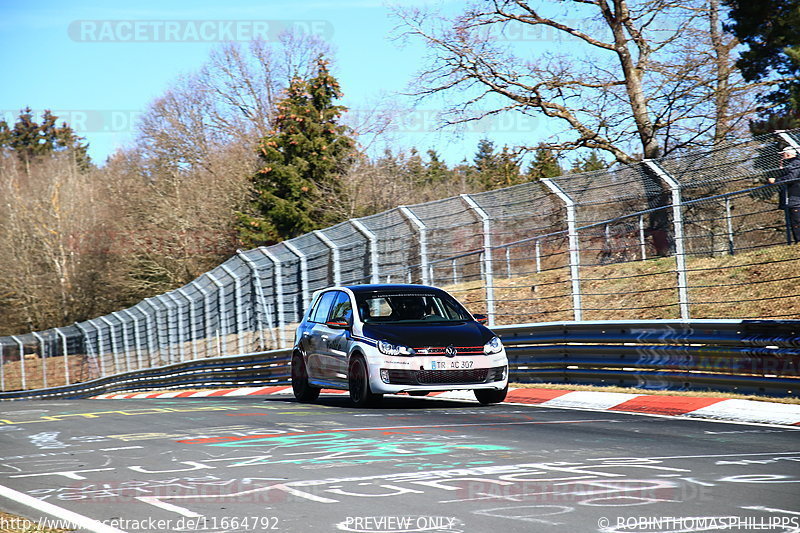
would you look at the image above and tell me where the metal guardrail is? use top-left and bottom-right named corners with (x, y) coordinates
top-left (1, 320), bottom-right (798, 400)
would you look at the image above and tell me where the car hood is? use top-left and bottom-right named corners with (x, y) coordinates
top-left (361, 321), bottom-right (494, 348)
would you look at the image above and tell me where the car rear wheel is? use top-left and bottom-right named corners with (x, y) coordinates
top-left (475, 385), bottom-right (508, 405)
top-left (292, 353), bottom-right (320, 402)
top-left (349, 356), bottom-right (382, 407)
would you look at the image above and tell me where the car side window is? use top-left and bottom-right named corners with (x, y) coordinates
top-left (310, 291), bottom-right (337, 323)
top-left (328, 291), bottom-right (353, 325)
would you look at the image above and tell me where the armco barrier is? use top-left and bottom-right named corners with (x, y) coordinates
top-left (1, 320), bottom-right (798, 400)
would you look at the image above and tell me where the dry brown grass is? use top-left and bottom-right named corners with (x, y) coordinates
top-left (450, 243), bottom-right (800, 323)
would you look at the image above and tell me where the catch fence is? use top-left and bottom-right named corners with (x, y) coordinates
top-left (2, 129), bottom-right (800, 391)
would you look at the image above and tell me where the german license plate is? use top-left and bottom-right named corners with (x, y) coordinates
top-left (430, 359), bottom-right (474, 370)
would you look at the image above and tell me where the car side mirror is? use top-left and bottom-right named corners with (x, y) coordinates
top-left (326, 319), bottom-right (350, 329)
top-left (473, 314), bottom-right (488, 325)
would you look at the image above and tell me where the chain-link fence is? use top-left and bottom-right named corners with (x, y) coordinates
top-left (3, 129), bottom-right (800, 391)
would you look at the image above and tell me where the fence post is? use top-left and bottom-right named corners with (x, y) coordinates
top-left (313, 229), bottom-right (341, 286)
top-left (639, 214), bottom-right (647, 260)
top-left (97, 316), bottom-right (120, 374)
top-left (142, 298), bottom-right (164, 365)
top-left (87, 320), bottom-right (107, 377)
top-left (0, 342), bottom-right (4, 391)
top-left (220, 265), bottom-right (246, 354)
top-left (165, 292), bottom-right (187, 362)
top-left (31, 331), bottom-right (46, 389)
top-left (644, 160), bottom-right (690, 320)
top-left (10, 336), bottom-right (26, 389)
top-left (75, 322), bottom-right (101, 379)
top-left (258, 247), bottom-right (287, 348)
top-left (282, 242), bottom-right (310, 310)
top-left (120, 309), bottom-right (144, 370)
top-left (191, 280), bottom-right (215, 358)
top-left (55, 327), bottom-right (70, 385)
top-left (153, 295), bottom-right (176, 364)
top-left (541, 179), bottom-right (583, 321)
top-left (535, 239), bottom-right (542, 273)
top-left (351, 218), bottom-right (379, 284)
top-left (139, 301), bottom-right (160, 367)
top-left (724, 196), bottom-right (735, 255)
top-left (461, 194), bottom-right (497, 327)
top-left (236, 251), bottom-right (269, 350)
top-left (398, 206), bottom-right (429, 285)
top-left (206, 273), bottom-right (228, 355)
top-left (176, 288), bottom-right (199, 360)
top-left (111, 312), bottom-right (132, 372)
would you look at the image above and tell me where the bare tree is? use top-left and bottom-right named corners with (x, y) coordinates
top-left (395, 0), bottom-right (788, 163)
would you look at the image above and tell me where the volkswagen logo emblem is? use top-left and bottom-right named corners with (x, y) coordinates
top-left (445, 345), bottom-right (457, 357)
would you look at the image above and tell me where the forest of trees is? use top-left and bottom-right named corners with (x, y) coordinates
top-left (1, 0), bottom-right (797, 336)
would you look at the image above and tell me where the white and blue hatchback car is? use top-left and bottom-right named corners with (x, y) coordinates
top-left (291, 284), bottom-right (509, 407)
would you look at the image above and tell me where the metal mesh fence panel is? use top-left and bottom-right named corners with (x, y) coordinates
top-left (3, 129), bottom-right (800, 390)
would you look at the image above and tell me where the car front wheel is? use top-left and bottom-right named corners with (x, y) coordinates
top-left (292, 353), bottom-right (320, 402)
top-left (349, 356), bottom-right (382, 407)
top-left (475, 385), bottom-right (508, 405)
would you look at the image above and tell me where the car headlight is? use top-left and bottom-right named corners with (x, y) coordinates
top-left (483, 336), bottom-right (503, 355)
top-left (378, 340), bottom-right (415, 356)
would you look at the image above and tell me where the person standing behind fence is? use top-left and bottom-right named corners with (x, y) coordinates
top-left (769, 147), bottom-right (800, 244)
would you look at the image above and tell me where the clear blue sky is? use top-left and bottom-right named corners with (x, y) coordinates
top-left (0, 0), bottom-right (553, 166)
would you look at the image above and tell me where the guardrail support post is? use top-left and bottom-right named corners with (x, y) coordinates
top-left (644, 160), bottom-right (690, 320)
top-left (350, 219), bottom-right (379, 284)
top-left (120, 310), bottom-right (144, 370)
top-left (220, 265), bottom-right (246, 355)
top-left (313, 230), bottom-right (341, 286)
top-left (639, 214), bottom-right (647, 260)
top-left (461, 194), bottom-right (497, 327)
top-left (55, 327), bottom-right (70, 385)
top-left (541, 179), bottom-right (583, 321)
top-left (398, 206), bottom-right (429, 285)
top-left (206, 273), bottom-right (228, 356)
top-left (258, 248), bottom-right (287, 348)
top-left (31, 331), bottom-right (46, 389)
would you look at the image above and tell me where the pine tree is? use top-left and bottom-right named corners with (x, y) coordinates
top-left (527, 145), bottom-right (563, 181)
top-left (570, 151), bottom-right (608, 173)
top-left (238, 57), bottom-right (356, 246)
top-left (424, 149), bottom-right (449, 184)
top-left (0, 108), bottom-right (91, 171)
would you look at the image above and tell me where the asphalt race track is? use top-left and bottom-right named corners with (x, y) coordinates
top-left (1, 394), bottom-right (799, 533)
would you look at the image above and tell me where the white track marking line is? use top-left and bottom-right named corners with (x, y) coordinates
top-left (0, 483), bottom-right (128, 533)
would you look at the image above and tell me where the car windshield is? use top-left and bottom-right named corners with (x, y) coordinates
top-left (355, 292), bottom-right (472, 323)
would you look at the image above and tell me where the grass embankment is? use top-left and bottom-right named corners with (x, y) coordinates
top-left (451, 243), bottom-right (800, 323)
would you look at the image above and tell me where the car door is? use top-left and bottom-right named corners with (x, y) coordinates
top-left (319, 291), bottom-right (353, 384)
top-left (305, 291), bottom-right (337, 380)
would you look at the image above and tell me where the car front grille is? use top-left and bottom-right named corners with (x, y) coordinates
top-left (386, 366), bottom-right (506, 385)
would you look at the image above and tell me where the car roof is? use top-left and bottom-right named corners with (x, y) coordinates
top-left (342, 284), bottom-right (447, 295)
